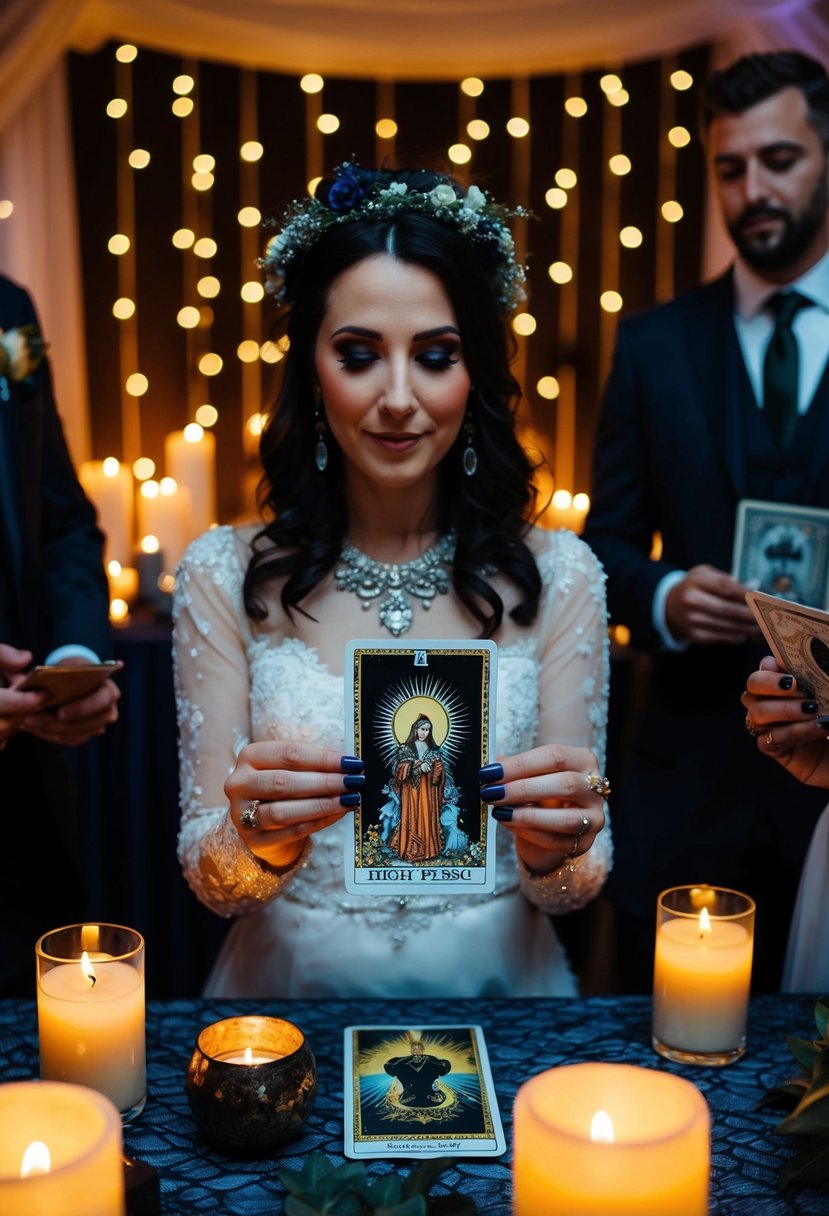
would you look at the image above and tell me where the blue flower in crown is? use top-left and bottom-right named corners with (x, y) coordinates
top-left (326, 169), bottom-right (367, 214)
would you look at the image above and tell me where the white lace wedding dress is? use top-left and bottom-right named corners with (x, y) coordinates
top-left (782, 802), bottom-right (829, 992)
top-left (173, 525), bottom-right (612, 998)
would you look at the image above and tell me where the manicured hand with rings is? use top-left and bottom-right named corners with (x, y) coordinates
top-left (479, 744), bottom-right (609, 875)
top-left (741, 656), bottom-right (829, 789)
top-left (225, 742), bottom-right (365, 870)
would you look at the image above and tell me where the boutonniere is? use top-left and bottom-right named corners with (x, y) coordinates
top-left (0, 324), bottom-right (45, 381)
top-left (759, 996), bottom-right (829, 1192)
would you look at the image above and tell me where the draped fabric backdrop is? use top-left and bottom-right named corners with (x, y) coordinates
top-left (1, 0), bottom-right (827, 462)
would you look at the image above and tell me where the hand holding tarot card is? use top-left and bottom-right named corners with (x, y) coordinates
top-left (343, 641), bottom-right (497, 896)
top-left (747, 590), bottom-right (829, 711)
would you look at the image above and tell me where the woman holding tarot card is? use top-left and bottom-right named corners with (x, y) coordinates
top-left (173, 164), bottom-right (612, 998)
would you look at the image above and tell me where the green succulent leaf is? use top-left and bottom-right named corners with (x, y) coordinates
top-left (778, 1137), bottom-right (829, 1192)
top-left (278, 1153), bottom-right (477, 1215)
top-left (814, 998), bottom-right (829, 1043)
top-left (756, 1080), bottom-right (809, 1111)
top-left (786, 1034), bottom-right (821, 1071)
top-left (777, 1051), bottom-right (829, 1140)
top-left (402, 1161), bottom-right (458, 1199)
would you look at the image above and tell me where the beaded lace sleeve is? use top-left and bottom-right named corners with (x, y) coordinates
top-left (173, 528), bottom-right (308, 918)
top-left (517, 531), bottom-right (613, 914)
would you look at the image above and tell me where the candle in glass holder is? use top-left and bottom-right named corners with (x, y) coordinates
top-left (652, 884), bottom-right (755, 1065)
top-left (0, 1080), bottom-right (125, 1215)
top-left (36, 924), bottom-right (146, 1121)
top-left (513, 1062), bottom-right (709, 1215)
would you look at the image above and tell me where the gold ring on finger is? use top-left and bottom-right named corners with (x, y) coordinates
top-left (765, 730), bottom-right (775, 748)
top-left (745, 714), bottom-right (759, 737)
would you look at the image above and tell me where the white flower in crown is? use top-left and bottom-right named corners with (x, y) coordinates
top-left (464, 184), bottom-right (487, 212)
top-left (429, 183), bottom-right (457, 206)
top-left (386, 181), bottom-right (408, 195)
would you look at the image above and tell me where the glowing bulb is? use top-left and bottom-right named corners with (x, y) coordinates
top-left (668, 125), bottom-right (691, 148)
top-left (126, 373), bottom-right (148, 396)
top-left (607, 89), bottom-right (630, 107)
top-left (590, 1110), bottom-right (615, 1143)
top-left (260, 341), bottom-right (283, 364)
top-left (102, 457), bottom-right (120, 477)
top-left (140, 481), bottom-right (159, 500)
top-left (512, 313), bottom-right (536, 336)
top-left (552, 489), bottom-right (572, 509)
top-left (671, 69), bottom-right (694, 91)
top-left (600, 73), bottom-right (623, 95)
top-left (106, 98), bottom-right (128, 119)
top-left (172, 97), bottom-right (194, 117)
top-left (112, 297), bottom-right (135, 319)
top-left (237, 206), bottom-right (261, 227)
top-left (376, 118), bottom-right (398, 139)
top-left (548, 261), bottom-right (573, 284)
top-left (307, 176), bottom-right (322, 197)
top-left (173, 74), bottom-right (195, 95)
top-left (192, 171), bottom-right (214, 191)
top-left (193, 154), bottom-right (215, 173)
top-left (172, 228), bottom-right (195, 249)
top-left (461, 77), bottom-right (484, 97)
top-left (199, 353), bottom-right (223, 376)
top-left (177, 306), bottom-right (200, 329)
top-left (160, 477), bottom-right (177, 496)
top-left (555, 168), bottom-right (577, 189)
top-left (241, 281), bottom-right (265, 303)
top-left (184, 422), bottom-right (205, 443)
top-left (108, 234), bottom-right (130, 255)
top-left (246, 412), bottom-right (267, 437)
top-left (448, 143), bottom-right (471, 164)
top-left (193, 237), bottom-right (217, 258)
top-left (0, 200), bottom-right (13, 219)
top-left (240, 140), bottom-right (264, 161)
top-left (128, 149), bottom-right (150, 169)
top-left (573, 492), bottom-right (590, 512)
top-left (110, 598), bottom-right (129, 622)
top-left (317, 113), bottom-right (340, 134)
top-left (545, 187), bottom-right (567, 209)
top-left (609, 154), bottom-right (631, 176)
top-left (195, 404), bottom-right (218, 427)
top-left (467, 119), bottom-right (490, 140)
top-left (620, 226), bottom-right (643, 248)
top-left (107, 560), bottom-right (122, 577)
top-left (507, 117), bottom-right (530, 138)
top-left (116, 45), bottom-right (137, 63)
top-left (197, 276), bottom-right (221, 298)
top-left (565, 97), bottom-right (587, 117)
top-left (537, 376), bottom-right (560, 400)
top-left (20, 1141), bottom-right (51, 1178)
top-left (600, 290), bottom-right (623, 313)
top-left (300, 73), bottom-right (324, 93)
top-left (141, 534), bottom-right (160, 553)
top-left (133, 457), bottom-right (155, 480)
top-left (661, 200), bottom-right (684, 223)
top-left (237, 339), bottom-right (260, 363)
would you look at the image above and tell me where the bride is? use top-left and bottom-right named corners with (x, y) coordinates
top-left (173, 163), bottom-right (612, 998)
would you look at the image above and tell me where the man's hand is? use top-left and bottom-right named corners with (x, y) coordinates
top-left (0, 644), bottom-right (46, 744)
top-left (665, 564), bottom-right (761, 645)
top-left (21, 657), bottom-right (120, 747)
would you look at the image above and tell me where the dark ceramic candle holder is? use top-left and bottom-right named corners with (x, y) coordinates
top-left (186, 1015), bottom-right (317, 1154)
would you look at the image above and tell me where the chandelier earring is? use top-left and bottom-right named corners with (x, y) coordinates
top-left (462, 407), bottom-right (478, 477)
top-left (313, 385), bottom-right (329, 472)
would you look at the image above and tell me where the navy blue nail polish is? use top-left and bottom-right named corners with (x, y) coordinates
top-left (339, 792), bottom-right (361, 808)
top-left (479, 762), bottom-right (504, 782)
top-left (343, 774), bottom-right (365, 790)
top-left (816, 714), bottom-right (829, 729)
top-left (802, 700), bottom-right (819, 715)
top-left (491, 806), bottom-right (514, 822)
top-left (480, 784), bottom-right (505, 802)
top-left (779, 675), bottom-right (794, 690)
top-left (340, 755), bottom-right (364, 774)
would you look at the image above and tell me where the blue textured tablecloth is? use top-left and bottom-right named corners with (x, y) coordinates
top-left (2, 995), bottom-right (827, 1214)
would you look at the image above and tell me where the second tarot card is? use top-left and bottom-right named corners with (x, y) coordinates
top-left (343, 640), bottom-right (497, 896)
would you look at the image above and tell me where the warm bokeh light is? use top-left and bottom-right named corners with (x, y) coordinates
top-left (116, 44), bottom-right (138, 63)
top-left (545, 187), bottom-right (568, 209)
top-left (195, 404), bottom-right (218, 427)
top-left (193, 237), bottom-right (217, 258)
top-left (548, 261), bottom-right (573, 284)
top-left (537, 376), bottom-right (560, 400)
top-left (197, 276), bottom-right (221, 298)
top-left (184, 422), bottom-right (204, 443)
top-left (141, 533), bottom-right (160, 552)
top-left (241, 281), bottom-right (265, 303)
top-left (177, 306), bottom-right (200, 329)
top-left (552, 489), bottom-right (573, 509)
top-left (106, 98), bottom-right (128, 119)
top-left (172, 227), bottom-right (195, 249)
top-left (609, 154), bottom-right (631, 175)
top-left (108, 234), bottom-right (130, 255)
top-left (260, 341), bottom-right (284, 364)
top-left (173, 74), bottom-right (195, 95)
top-left (507, 117), bottom-right (530, 138)
top-left (661, 200), bottom-right (684, 222)
top-left (461, 77), bottom-right (484, 97)
top-left (0, 200), bottom-right (13, 220)
top-left (620, 225), bottom-right (643, 248)
top-left (573, 492), bottom-right (590, 512)
top-left (159, 477), bottom-right (178, 496)
top-left (158, 573), bottom-right (176, 593)
top-left (564, 96), bottom-right (588, 117)
top-left (276, 335), bottom-right (291, 351)
top-left (192, 171), bottom-right (214, 191)
top-left (141, 481), bottom-right (159, 500)
top-left (600, 290), bottom-right (623, 313)
top-left (240, 140), bottom-right (264, 162)
top-left (125, 373), bottom-right (149, 396)
top-left (467, 119), bottom-right (490, 140)
top-left (237, 339), bottom-right (260, 362)
top-left (512, 313), bottom-right (537, 336)
top-left (555, 168), bottom-right (577, 189)
top-left (112, 297), bottom-right (135, 319)
top-left (132, 457), bottom-right (155, 480)
top-left (307, 176), bottom-right (322, 197)
top-left (107, 559), bottom-right (122, 577)
top-left (193, 153), bottom-right (215, 173)
top-left (671, 69), bottom-right (694, 91)
top-left (300, 73), bottom-right (324, 93)
top-left (237, 206), bottom-right (261, 227)
top-left (128, 149), bottom-right (150, 169)
top-left (448, 143), bottom-right (471, 164)
top-left (317, 113), bottom-right (340, 134)
top-left (375, 118), bottom-right (398, 139)
top-left (110, 598), bottom-right (129, 622)
top-left (607, 89), bottom-right (630, 107)
top-left (612, 623), bottom-right (632, 646)
top-left (172, 97), bottom-right (195, 118)
top-left (246, 412), bottom-right (268, 437)
top-left (668, 125), bottom-right (691, 148)
top-left (199, 353), bottom-right (223, 376)
top-left (102, 457), bottom-right (120, 478)
top-left (600, 73), bottom-right (623, 95)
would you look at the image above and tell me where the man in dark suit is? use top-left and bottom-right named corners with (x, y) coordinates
top-left (0, 273), bottom-right (120, 994)
top-left (583, 51), bottom-right (829, 991)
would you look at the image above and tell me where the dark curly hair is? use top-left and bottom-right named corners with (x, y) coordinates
top-left (244, 166), bottom-right (542, 637)
top-left (700, 51), bottom-right (829, 149)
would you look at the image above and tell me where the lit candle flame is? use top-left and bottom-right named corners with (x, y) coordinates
top-left (243, 1047), bottom-right (254, 1065)
top-left (81, 950), bottom-right (97, 987)
top-left (699, 906), bottom-right (712, 939)
top-left (20, 1140), bottom-right (51, 1177)
top-left (590, 1109), bottom-right (615, 1143)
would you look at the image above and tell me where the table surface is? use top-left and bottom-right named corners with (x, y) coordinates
top-left (2, 995), bottom-right (827, 1215)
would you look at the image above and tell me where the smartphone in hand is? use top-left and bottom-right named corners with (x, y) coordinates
top-left (16, 661), bottom-right (124, 708)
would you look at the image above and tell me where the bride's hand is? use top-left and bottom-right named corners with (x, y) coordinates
top-left (225, 742), bottom-right (364, 869)
top-left (741, 656), bottom-right (829, 790)
top-left (479, 744), bottom-right (608, 874)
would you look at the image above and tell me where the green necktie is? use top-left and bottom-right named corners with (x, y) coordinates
top-left (762, 291), bottom-right (813, 449)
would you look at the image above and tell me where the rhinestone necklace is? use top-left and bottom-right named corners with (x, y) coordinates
top-left (334, 531), bottom-right (456, 637)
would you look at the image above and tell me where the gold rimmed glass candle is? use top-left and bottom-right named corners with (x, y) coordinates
top-left (36, 924), bottom-right (146, 1121)
top-left (652, 885), bottom-right (755, 1065)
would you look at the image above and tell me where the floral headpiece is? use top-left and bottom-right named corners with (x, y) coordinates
top-left (258, 162), bottom-right (527, 311)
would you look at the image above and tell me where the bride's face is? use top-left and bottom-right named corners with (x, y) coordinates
top-left (314, 253), bottom-right (471, 495)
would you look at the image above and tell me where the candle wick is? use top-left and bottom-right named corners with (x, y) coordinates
top-left (88, 974), bottom-right (97, 987)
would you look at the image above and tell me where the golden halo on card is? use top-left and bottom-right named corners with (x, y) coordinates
top-left (392, 697), bottom-right (449, 745)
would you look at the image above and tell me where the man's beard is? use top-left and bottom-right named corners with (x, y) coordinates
top-left (728, 175), bottom-right (828, 272)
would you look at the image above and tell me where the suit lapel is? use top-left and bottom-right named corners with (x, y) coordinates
top-left (802, 358), bottom-right (829, 502)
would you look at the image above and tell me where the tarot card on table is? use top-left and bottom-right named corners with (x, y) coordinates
top-left (343, 640), bottom-right (497, 896)
top-left (343, 1024), bottom-right (506, 1159)
top-left (732, 498), bottom-right (829, 609)
top-left (746, 590), bottom-right (829, 711)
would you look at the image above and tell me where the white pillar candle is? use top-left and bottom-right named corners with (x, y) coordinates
top-left (0, 1080), bottom-right (125, 1215)
top-left (652, 885), bottom-right (754, 1064)
top-left (78, 459), bottom-right (134, 565)
top-left (165, 424), bottom-right (216, 539)
top-left (137, 479), bottom-right (191, 573)
top-left (513, 1063), bottom-right (709, 1215)
top-left (36, 925), bottom-right (146, 1119)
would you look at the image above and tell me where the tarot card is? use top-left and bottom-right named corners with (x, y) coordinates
top-left (746, 590), bottom-right (829, 710)
top-left (732, 498), bottom-right (829, 609)
top-left (343, 640), bottom-right (497, 896)
top-left (343, 1024), bottom-right (506, 1159)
